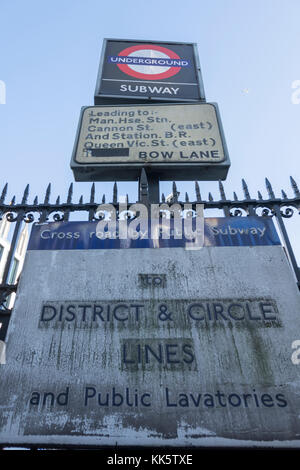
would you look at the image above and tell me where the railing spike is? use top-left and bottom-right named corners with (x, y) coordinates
top-left (140, 168), bottom-right (147, 186)
top-left (21, 184), bottom-right (30, 204)
top-left (11, 195), bottom-right (16, 205)
top-left (195, 181), bottom-right (201, 201)
top-left (0, 183), bottom-right (8, 204)
top-left (90, 183), bottom-right (95, 203)
top-left (185, 192), bottom-right (189, 202)
top-left (233, 191), bottom-right (238, 201)
top-left (162, 193), bottom-right (165, 203)
top-left (44, 183), bottom-right (51, 204)
top-left (281, 189), bottom-right (287, 199)
top-left (258, 191), bottom-right (263, 200)
top-left (113, 182), bottom-right (118, 204)
top-left (126, 194), bottom-right (129, 204)
top-left (139, 168), bottom-right (149, 203)
top-left (67, 183), bottom-right (73, 203)
top-left (265, 178), bottom-right (275, 199)
top-left (218, 180), bottom-right (226, 200)
top-left (172, 181), bottom-right (179, 202)
top-left (290, 176), bottom-right (300, 196)
top-left (242, 178), bottom-right (250, 200)
top-left (102, 194), bottom-right (106, 204)
top-left (33, 196), bottom-right (38, 205)
top-left (208, 192), bottom-right (213, 202)
top-left (79, 195), bottom-right (83, 204)
top-left (56, 196), bottom-right (60, 205)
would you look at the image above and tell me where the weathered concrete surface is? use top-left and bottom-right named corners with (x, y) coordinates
top-left (1, 245), bottom-right (300, 447)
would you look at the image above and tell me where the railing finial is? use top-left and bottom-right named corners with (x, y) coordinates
top-left (113, 182), bottom-right (118, 204)
top-left (219, 180), bottom-right (226, 200)
top-left (172, 182), bottom-right (179, 202)
top-left (265, 178), bottom-right (275, 199)
top-left (290, 176), bottom-right (300, 197)
top-left (44, 183), bottom-right (51, 204)
top-left (21, 184), bottom-right (30, 204)
top-left (139, 168), bottom-right (149, 203)
top-left (195, 181), bottom-right (201, 201)
top-left (67, 183), bottom-right (73, 203)
top-left (90, 183), bottom-right (95, 203)
top-left (242, 178), bottom-right (250, 200)
top-left (0, 183), bottom-right (8, 204)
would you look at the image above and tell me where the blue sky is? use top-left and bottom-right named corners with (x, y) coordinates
top-left (0, 0), bottom-right (299, 260)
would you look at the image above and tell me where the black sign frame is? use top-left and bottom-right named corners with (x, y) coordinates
top-left (94, 38), bottom-right (206, 105)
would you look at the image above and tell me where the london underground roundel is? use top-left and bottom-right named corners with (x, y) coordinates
top-left (115, 44), bottom-right (183, 80)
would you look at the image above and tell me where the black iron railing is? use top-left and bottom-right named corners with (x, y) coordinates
top-left (0, 170), bottom-right (300, 340)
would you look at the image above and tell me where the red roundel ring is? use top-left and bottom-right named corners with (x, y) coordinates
top-left (117, 44), bottom-right (181, 80)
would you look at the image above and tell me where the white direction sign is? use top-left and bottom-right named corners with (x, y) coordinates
top-left (71, 103), bottom-right (230, 181)
top-left (74, 103), bottom-right (225, 164)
